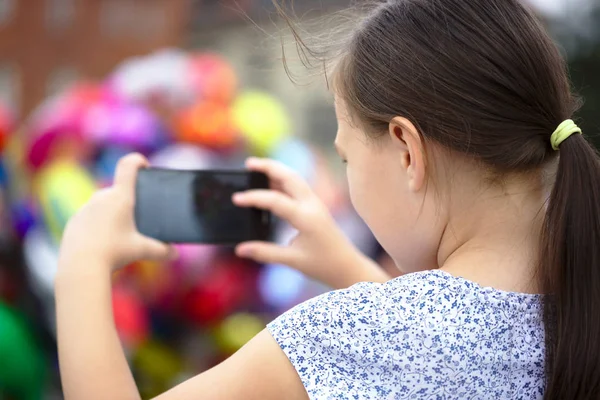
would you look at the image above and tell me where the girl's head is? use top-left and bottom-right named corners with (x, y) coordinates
top-left (278, 0), bottom-right (600, 397)
top-left (330, 0), bottom-right (577, 273)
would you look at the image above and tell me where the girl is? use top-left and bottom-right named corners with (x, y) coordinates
top-left (55, 0), bottom-right (600, 399)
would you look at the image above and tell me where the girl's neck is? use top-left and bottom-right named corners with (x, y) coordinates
top-left (437, 171), bottom-right (549, 294)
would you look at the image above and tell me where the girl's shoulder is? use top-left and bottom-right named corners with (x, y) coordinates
top-left (271, 269), bottom-right (542, 332)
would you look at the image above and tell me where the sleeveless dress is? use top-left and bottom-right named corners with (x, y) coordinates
top-left (267, 270), bottom-right (545, 399)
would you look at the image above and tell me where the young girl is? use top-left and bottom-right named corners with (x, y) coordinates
top-left (55, 0), bottom-right (600, 399)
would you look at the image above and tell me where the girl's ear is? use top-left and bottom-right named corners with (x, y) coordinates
top-left (389, 117), bottom-right (426, 192)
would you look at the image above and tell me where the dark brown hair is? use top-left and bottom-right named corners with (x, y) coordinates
top-left (274, 0), bottom-right (600, 397)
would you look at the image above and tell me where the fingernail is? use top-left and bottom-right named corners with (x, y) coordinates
top-left (232, 193), bottom-right (243, 202)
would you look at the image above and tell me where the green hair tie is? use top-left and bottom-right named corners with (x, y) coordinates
top-left (551, 119), bottom-right (582, 151)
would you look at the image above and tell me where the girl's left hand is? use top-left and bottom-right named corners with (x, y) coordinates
top-left (58, 153), bottom-right (176, 272)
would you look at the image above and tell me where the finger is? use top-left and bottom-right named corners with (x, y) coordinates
top-left (245, 158), bottom-right (312, 200)
top-left (232, 190), bottom-right (299, 225)
top-left (135, 235), bottom-right (177, 262)
top-left (235, 242), bottom-right (299, 267)
top-left (114, 153), bottom-right (149, 195)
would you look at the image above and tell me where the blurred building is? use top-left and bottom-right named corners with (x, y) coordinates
top-left (0, 0), bottom-right (189, 118)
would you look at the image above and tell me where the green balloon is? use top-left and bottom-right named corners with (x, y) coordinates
top-left (0, 302), bottom-right (46, 400)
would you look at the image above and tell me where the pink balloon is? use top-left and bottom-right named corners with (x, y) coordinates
top-left (83, 101), bottom-right (162, 153)
top-left (173, 244), bottom-right (219, 279)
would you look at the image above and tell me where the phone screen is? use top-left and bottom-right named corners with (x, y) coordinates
top-left (135, 169), bottom-right (271, 244)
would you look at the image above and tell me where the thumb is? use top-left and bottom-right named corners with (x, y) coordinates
top-left (135, 235), bottom-right (177, 262)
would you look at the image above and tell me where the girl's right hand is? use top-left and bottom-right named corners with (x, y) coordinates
top-left (233, 158), bottom-right (391, 289)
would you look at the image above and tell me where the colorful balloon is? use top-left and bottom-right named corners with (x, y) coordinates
top-left (0, 103), bottom-right (15, 154)
top-left (26, 84), bottom-right (101, 170)
top-left (133, 340), bottom-right (183, 399)
top-left (258, 264), bottom-right (307, 310)
top-left (35, 160), bottom-right (96, 242)
top-left (22, 227), bottom-right (59, 333)
top-left (173, 244), bottom-right (218, 277)
top-left (83, 101), bottom-right (164, 154)
top-left (174, 101), bottom-right (238, 149)
top-left (213, 313), bottom-right (265, 355)
top-left (232, 91), bottom-right (290, 156)
top-left (93, 145), bottom-right (132, 184)
top-left (149, 143), bottom-right (218, 170)
top-left (182, 258), bottom-right (255, 325)
top-left (187, 53), bottom-right (237, 104)
top-left (11, 198), bottom-right (37, 239)
top-left (0, 303), bottom-right (46, 400)
top-left (270, 138), bottom-right (316, 182)
top-left (112, 284), bottom-right (149, 349)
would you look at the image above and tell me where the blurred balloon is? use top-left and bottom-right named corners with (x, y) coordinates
top-left (93, 145), bottom-right (132, 184)
top-left (270, 138), bottom-right (316, 182)
top-left (112, 284), bottom-right (149, 349)
top-left (23, 227), bottom-right (59, 332)
top-left (0, 103), bottom-right (15, 154)
top-left (26, 84), bottom-right (101, 170)
top-left (213, 313), bottom-right (264, 355)
top-left (123, 260), bottom-right (171, 303)
top-left (11, 198), bottom-right (37, 239)
top-left (149, 143), bottom-right (217, 170)
top-left (0, 302), bottom-right (46, 400)
top-left (183, 258), bottom-right (255, 325)
top-left (187, 53), bottom-right (237, 104)
top-left (35, 160), bottom-right (96, 242)
top-left (174, 101), bottom-right (238, 149)
top-left (110, 49), bottom-right (194, 109)
top-left (232, 91), bottom-right (290, 156)
top-left (258, 264), bottom-right (306, 310)
top-left (83, 101), bottom-right (165, 154)
top-left (173, 244), bottom-right (218, 278)
top-left (133, 340), bottom-right (184, 399)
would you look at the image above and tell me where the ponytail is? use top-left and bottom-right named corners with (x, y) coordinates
top-left (541, 133), bottom-right (600, 398)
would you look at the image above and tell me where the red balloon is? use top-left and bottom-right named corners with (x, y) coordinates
top-left (187, 54), bottom-right (237, 104)
top-left (112, 284), bottom-right (149, 348)
top-left (0, 104), bottom-right (14, 153)
top-left (182, 258), bottom-right (255, 325)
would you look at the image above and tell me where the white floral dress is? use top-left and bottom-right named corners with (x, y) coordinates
top-left (268, 270), bottom-right (545, 399)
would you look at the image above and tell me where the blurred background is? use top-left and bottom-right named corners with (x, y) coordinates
top-left (0, 1), bottom-right (597, 399)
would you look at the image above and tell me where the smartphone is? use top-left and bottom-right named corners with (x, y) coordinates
top-left (135, 168), bottom-right (272, 244)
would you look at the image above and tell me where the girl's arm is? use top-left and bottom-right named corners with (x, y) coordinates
top-left (55, 266), bottom-right (306, 400)
top-left (55, 154), bottom-right (307, 400)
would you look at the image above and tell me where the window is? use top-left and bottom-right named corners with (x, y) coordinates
top-left (0, 0), bottom-right (15, 26)
top-left (46, 67), bottom-right (78, 97)
top-left (0, 63), bottom-right (20, 114)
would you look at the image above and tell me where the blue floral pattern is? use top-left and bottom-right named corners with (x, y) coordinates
top-left (268, 270), bottom-right (545, 399)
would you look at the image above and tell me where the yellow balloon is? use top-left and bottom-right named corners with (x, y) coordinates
top-left (133, 340), bottom-right (183, 399)
top-left (36, 160), bottom-right (96, 242)
top-left (213, 313), bottom-right (265, 354)
top-left (232, 91), bottom-right (291, 156)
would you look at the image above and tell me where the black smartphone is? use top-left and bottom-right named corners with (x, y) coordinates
top-left (135, 168), bottom-right (272, 244)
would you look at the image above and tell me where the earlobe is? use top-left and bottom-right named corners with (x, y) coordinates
top-left (389, 117), bottom-right (426, 193)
